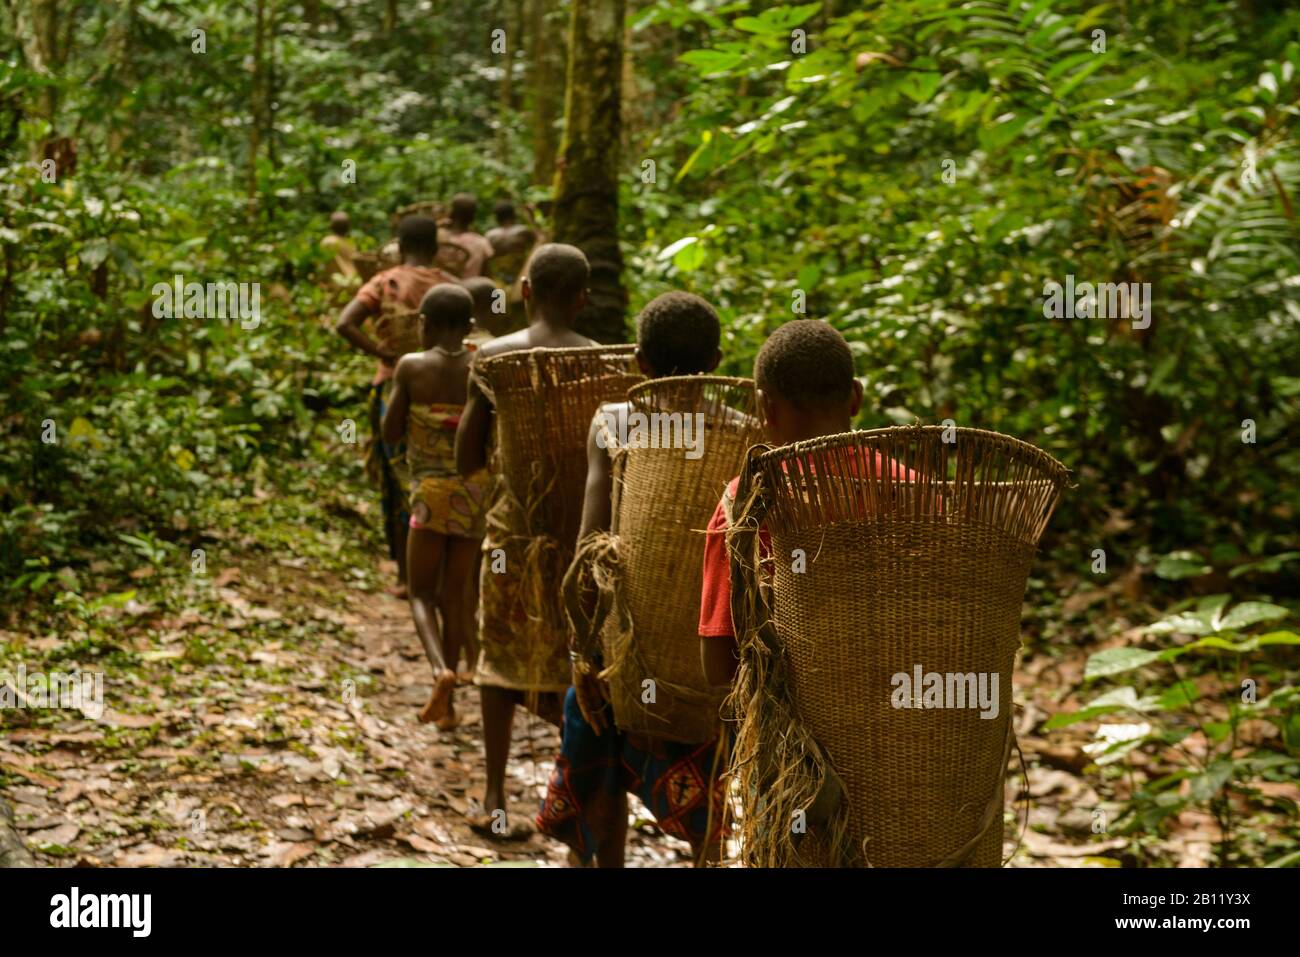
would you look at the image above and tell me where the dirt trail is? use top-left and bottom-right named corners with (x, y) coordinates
top-left (1, 558), bottom-right (693, 868)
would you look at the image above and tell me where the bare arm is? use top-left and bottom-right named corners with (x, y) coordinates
top-left (701, 636), bottom-right (740, 686)
top-left (381, 359), bottom-right (410, 445)
top-left (454, 373), bottom-right (492, 476)
top-left (336, 299), bottom-right (394, 362)
top-left (576, 411), bottom-right (614, 541)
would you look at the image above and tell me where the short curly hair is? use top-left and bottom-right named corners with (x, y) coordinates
top-left (419, 283), bottom-right (473, 329)
top-left (525, 243), bottom-right (590, 307)
top-left (635, 291), bottom-right (721, 376)
top-left (754, 319), bottom-right (855, 409)
top-left (397, 215), bottom-right (440, 259)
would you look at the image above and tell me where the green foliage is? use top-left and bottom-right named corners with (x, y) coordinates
top-left (629, 0), bottom-right (1300, 562)
top-left (0, 1), bottom-right (530, 613)
top-left (1052, 590), bottom-right (1299, 865)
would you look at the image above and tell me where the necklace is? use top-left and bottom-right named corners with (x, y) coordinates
top-left (433, 345), bottom-right (467, 358)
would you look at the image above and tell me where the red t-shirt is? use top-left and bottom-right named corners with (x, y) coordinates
top-left (698, 449), bottom-right (920, 639)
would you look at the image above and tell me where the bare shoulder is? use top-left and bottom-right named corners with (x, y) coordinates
top-left (474, 330), bottom-right (531, 360)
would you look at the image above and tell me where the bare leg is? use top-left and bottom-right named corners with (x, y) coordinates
top-left (438, 536), bottom-right (480, 683)
top-left (407, 525), bottom-right (455, 725)
top-left (431, 536), bottom-right (479, 728)
top-left (394, 518), bottom-right (409, 589)
top-left (479, 685), bottom-right (517, 825)
top-left (459, 551), bottom-right (482, 681)
top-left (592, 790), bottom-right (628, 868)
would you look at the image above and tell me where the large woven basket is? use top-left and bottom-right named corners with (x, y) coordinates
top-left (354, 251), bottom-right (383, 282)
top-left (435, 237), bottom-right (472, 277)
top-left (394, 200), bottom-right (446, 223)
top-left (371, 308), bottom-right (422, 357)
top-left (473, 345), bottom-right (643, 632)
top-left (727, 426), bottom-right (1068, 867)
top-left (593, 377), bottom-right (763, 743)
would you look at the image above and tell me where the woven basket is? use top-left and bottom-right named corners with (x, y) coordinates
top-left (354, 251), bottom-right (383, 282)
top-left (394, 200), bottom-right (446, 223)
top-left (435, 237), bottom-right (472, 277)
top-left (372, 307), bottom-right (422, 357)
top-left (582, 377), bottom-right (764, 743)
top-left (474, 345), bottom-right (643, 544)
top-left (727, 425), bottom-right (1068, 867)
top-left (473, 345), bottom-right (643, 634)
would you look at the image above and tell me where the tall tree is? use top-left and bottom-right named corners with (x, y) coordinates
top-left (525, 0), bottom-right (565, 185)
top-left (8, 0), bottom-right (71, 163)
top-left (552, 0), bottom-right (627, 343)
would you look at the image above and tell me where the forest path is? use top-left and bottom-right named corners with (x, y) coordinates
top-left (1, 552), bottom-right (692, 868)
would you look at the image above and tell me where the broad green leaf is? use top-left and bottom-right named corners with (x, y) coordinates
top-left (657, 236), bottom-right (698, 261)
top-left (1085, 647), bottom-right (1161, 679)
top-left (1188, 760), bottom-right (1235, 802)
top-left (1258, 631), bottom-right (1300, 646)
top-left (1154, 553), bottom-right (1211, 580)
top-left (900, 72), bottom-right (943, 103)
top-left (679, 49), bottom-right (744, 74)
top-left (1217, 602), bottom-right (1289, 632)
top-left (673, 240), bottom-right (707, 272)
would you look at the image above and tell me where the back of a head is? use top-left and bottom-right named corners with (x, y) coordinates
top-left (525, 243), bottom-right (589, 311)
top-left (329, 211), bottom-right (350, 236)
top-left (450, 192), bottom-right (477, 227)
top-left (755, 319), bottom-right (855, 409)
top-left (461, 276), bottom-right (498, 315)
top-left (635, 291), bottom-right (721, 376)
top-left (493, 199), bottom-right (515, 224)
top-left (398, 215), bottom-right (440, 260)
top-left (419, 283), bottom-right (473, 330)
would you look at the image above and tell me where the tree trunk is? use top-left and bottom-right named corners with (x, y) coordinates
top-left (552, 0), bottom-right (628, 343)
top-left (498, 0), bottom-right (521, 164)
top-left (11, 0), bottom-right (66, 162)
top-left (248, 0), bottom-right (265, 218)
top-left (526, 0), bottom-right (566, 186)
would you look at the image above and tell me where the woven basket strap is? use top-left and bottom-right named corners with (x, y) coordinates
top-left (726, 444), bottom-right (852, 866)
top-left (468, 359), bottom-right (495, 405)
top-left (562, 531), bottom-right (620, 662)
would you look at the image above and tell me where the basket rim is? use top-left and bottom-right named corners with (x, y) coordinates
top-left (474, 342), bottom-right (637, 371)
top-left (626, 374), bottom-right (755, 398)
top-left (754, 425), bottom-right (1070, 482)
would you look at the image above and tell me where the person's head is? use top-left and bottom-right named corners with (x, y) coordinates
top-left (461, 276), bottom-right (510, 336)
top-left (418, 283), bottom-right (474, 348)
top-left (634, 291), bottom-right (722, 378)
top-left (450, 192), bottom-right (477, 229)
top-left (493, 199), bottom-right (516, 225)
top-left (754, 319), bottom-right (863, 446)
top-left (329, 211), bottom-right (350, 236)
top-left (521, 243), bottom-right (589, 319)
top-left (397, 215), bottom-right (440, 264)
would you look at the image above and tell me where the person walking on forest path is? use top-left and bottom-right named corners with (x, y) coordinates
top-left (437, 193), bottom-right (494, 279)
top-left (454, 243), bottom-right (606, 839)
top-left (697, 320), bottom-right (915, 682)
top-left (536, 292), bottom-right (732, 867)
top-left (462, 275), bottom-right (514, 343)
top-left (485, 199), bottom-right (537, 327)
top-left (381, 285), bottom-right (491, 730)
top-left (336, 215), bottom-right (459, 598)
top-left (485, 199), bottom-right (536, 285)
top-left (320, 210), bottom-right (359, 282)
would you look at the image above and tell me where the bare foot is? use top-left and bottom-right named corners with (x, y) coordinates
top-left (417, 669), bottom-right (456, 725)
top-left (456, 670), bottom-right (475, 686)
top-left (385, 583), bottom-right (409, 600)
top-left (434, 699), bottom-right (459, 732)
top-left (467, 807), bottom-right (533, 842)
